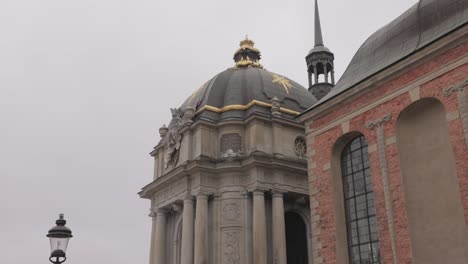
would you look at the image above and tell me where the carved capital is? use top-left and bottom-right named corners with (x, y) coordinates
top-left (195, 192), bottom-right (210, 200)
top-left (366, 113), bottom-right (392, 129)
top-left (271, 189), bottom-right (286, 198)
top-left (443, 79), bottom-right (468, 97)
top-left (172, 203), bottom-right (182, 213)
top-left (148, 207), bottom-right (157, 218)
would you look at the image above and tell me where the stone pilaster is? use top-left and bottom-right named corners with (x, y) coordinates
top-left (444, 79), bottom-right (468, 146)
top-left (252, 190), bottom-right (267, 264)
top-left (220, 189), bottom-right (243, 264)
top-left (272, 191), bottom-right (287, 264)
top-left (180, 195), bottom-right (194, 264)
top-left (194, 193), bottom-right (209, 264)
top-left (367, 113), bottom-right (398, 264)
top-left (153, 208), bottom-right (168, 264)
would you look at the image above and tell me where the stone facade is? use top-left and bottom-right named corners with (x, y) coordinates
top-left (141, 110), bottom-right (313, 264)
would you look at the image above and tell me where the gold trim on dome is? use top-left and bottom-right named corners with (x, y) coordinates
top-left (195, 100), bottom-right (300, 116)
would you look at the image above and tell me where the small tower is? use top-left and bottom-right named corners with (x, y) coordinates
top-left (306, 0), bottom-right (335, 100)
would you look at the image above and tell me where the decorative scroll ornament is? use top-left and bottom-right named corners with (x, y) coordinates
top-left (443, 78), bottom-right (468, 97)
top-left (366, 113), bottom-right (392, 129)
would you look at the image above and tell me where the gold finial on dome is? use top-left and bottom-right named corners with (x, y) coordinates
top-left (240, 35), bottom-right (255, 48)
top-left (233, 35), bottom-right (263, 69)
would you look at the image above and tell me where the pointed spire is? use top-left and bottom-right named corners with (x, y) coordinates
top-left (314, 0), bottom-right (324, 47)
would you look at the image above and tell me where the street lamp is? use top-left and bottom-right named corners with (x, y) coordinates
top-left (46, 214), bottom-right (73, 264)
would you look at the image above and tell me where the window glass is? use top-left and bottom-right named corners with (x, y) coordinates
top-left (341, 136), bottom-right (381, 263)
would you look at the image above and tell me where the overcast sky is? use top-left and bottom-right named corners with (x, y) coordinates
top-left (0, 0), bottom-right (418, 263)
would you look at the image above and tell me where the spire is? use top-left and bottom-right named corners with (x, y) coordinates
top-left (305, 0), bottom-right (335, 100)
top-left (314, 0), bottom-right (324, 47)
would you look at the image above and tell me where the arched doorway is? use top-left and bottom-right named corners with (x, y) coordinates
top-left (285, 211), bottom-right (309, 264)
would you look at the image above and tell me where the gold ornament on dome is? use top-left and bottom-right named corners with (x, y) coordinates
top-left (271, 73), bottom-right (294, 94)
top-left (234, 36), bottom-right (263, 69)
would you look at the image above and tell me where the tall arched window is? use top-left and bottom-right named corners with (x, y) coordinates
top-left (341, 135), bottom-right (381, 264)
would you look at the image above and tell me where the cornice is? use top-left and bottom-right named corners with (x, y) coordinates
top-left (139, 152), bottom-right (308, 199)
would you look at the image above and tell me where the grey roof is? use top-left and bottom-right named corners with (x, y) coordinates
top-left (180, 67), bottom-right (317, 121)
top-left (311, 0), bottom-right (468, 108)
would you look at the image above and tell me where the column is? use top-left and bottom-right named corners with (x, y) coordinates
top-left (308, 72), bottom-right (312, 88)
top-left (331, 69), bottom-right (335, 85)
top-left (313, 66), bottom-right (318, 84)
top-left (194, 193), bottom-right (208, 264)
top-left (180, 195), bottom-right (194, 264)
top-left (149, 211), bottom-right (157, 264)
top-left (153, 209), bottom-right (168, 264)
top-left (272, 191), bottom-right (287, 264)
top-left (252, 190), bottom-right (267, 264)
top-left (324, 64), bottom-right (329, 83)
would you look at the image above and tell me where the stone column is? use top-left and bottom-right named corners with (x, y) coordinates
top-left (252, 190), bottom-right (267, 264)
top-left (194, 193), bottom-right (209, 264)
top-left (180, 195), bottom-right (194, 264)
top-left (272, 191), bottom-right (287, 264)
top-left (153, 209), bottom-right (168, 264)
top-left (331, 69), bottom-right (335, 85)
top-left (149, 210), bottom-right (157, 264)
top-left (313, 66), bottom-right (318, 84)
top-left (308, 72), bottom-right (312, 87)
top-left (324, 64), bottom-right (329, 83)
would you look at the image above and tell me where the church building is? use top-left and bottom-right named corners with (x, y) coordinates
top-left (140, 0), bottom-right (468, 263)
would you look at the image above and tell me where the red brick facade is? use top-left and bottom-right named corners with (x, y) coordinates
top-left (302, 34), bottom-right (468, 263)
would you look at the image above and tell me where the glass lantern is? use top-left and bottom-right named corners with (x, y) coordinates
top-left (47, 214), bottom-right (72, 263)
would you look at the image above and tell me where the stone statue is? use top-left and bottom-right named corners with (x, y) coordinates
top-left (163, 108), bottom-right (184, 169)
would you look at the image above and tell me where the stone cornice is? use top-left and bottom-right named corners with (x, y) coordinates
top-left (298, 25), bottom-right (468, 124)
top-left (139, 152), bottom-right (308, 199)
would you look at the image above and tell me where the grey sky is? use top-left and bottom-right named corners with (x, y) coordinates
top-left (0, 0), bottom-right (418, 263)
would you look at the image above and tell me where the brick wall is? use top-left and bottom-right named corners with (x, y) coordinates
top-left (306, 41), bottom-right (468, 264)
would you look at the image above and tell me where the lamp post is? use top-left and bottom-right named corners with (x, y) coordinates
top-left (47, 214), bottom-right (73, 264)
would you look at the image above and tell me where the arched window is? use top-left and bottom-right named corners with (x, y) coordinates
top-left (341, 136), bottom-right (381, 264)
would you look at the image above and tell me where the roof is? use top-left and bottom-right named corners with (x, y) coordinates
top-left (310, 0), bottom-right (468, 108)
top-left (180, 67), bottom-right (317, 122)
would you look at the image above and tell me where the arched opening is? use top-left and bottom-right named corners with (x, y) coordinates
top-left (397, 98), bottom-right (467, 263)
top-left (285, 211), bottom-right (309, 264)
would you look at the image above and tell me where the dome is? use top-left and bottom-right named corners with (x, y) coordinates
top-left (316, 0), bottom-right (468, 105)
top-left (180, 38), bottom-right (317, 121)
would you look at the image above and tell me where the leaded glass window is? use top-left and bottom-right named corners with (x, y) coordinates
top-left (341, 136), bottom-right (381, 264)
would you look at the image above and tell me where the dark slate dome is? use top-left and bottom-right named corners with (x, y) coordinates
top-left (180, 38), bottom-right (317, 120)
top-left (317, 0), bottom-right (468, 105)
